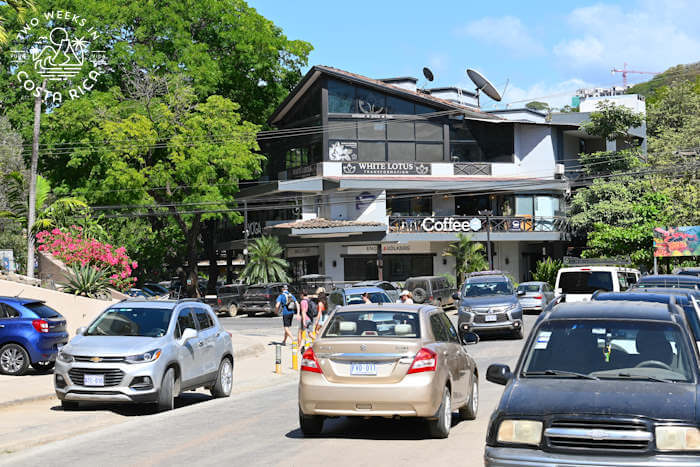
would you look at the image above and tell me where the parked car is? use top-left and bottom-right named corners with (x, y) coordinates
top-left (298, 303), bottom-right (480, 438)
top-left (142, 283), bottom-right (170, 297)
top-left (456, 272), bottom-right (524, 339)
top-left (0, 298), bottom-right (69, 375)
top-left (126, 288), bottom-right (154, 298)
top-left (216, 284), bottom-right (247, 317)
top-left (516, 281), bottom-right (554, 313)
top-left (327, 286), bottom-right (391, 311)
top-left (54, 299), bottom-right (233, 411)
top-left (240, 283), bottom-right (294, 317)
top-left (485, 300), bottom-right (700, 466)
top-left (405, 276), bottom-right (456, 308)
top-left (354, 280), bottom-right (400, 302)
top-left (633, 274), bottom-right (700, 291)
top-left (555, 266), bottom-right (641, 302)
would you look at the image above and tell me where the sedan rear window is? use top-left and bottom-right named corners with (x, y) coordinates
top-left (24, 302), bottom-right (60, 318)
top-left (86, 307), bottom-right (173, 337)
top-left (559, 271), bottom-right (614, 294)
top-left (346, 292), bottom-right (391, 305)
top-left (517, 284), bottom-right (541, 293)
top-left (323, 311), bottom-right (421, 338)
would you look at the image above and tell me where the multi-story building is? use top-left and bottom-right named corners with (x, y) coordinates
top-left (217, 66), bottom-right (621, 283)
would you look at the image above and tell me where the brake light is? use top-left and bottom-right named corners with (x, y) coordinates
top-left (32, 319), bottom-right (49, 333)
top-left (429, 295), bottom-right (434, 301)
top-left (534, 295), bottom-right (542, 299)
top-left (217, 299), bottom-right (222, 305)
top-left (300, 347), bottom-right (322, 373)
top-left (407, 347), bottom-right (437, 374)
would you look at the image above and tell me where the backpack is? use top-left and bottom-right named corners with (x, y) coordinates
top-left (306, 299), bottom-right (318, 318)
top-left (285, 292), bottom-right (297, 311)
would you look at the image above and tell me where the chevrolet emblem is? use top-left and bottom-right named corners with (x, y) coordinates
top-left (90, 357), bottom-right (102, 363)
top-left (360, 344), bottom-right (367, 352)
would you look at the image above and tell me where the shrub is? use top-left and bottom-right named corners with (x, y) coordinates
top-left (532, 258), bottom-right (563, 288)
top-left (62, 264), bottom-right (111, 299)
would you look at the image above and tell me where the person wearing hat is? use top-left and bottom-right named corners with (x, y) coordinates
top-left (397, 290), bottom-right (414, 304)
top-left (275, 285), bottom-right (297, 345)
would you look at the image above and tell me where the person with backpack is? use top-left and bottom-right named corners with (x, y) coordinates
top-left (276, 285), bottom-right (297, 346)
top-left (298, 290), bottom-right (317, 347)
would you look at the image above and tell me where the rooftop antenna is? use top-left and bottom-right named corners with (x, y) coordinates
top-left (418, 66), bottom-right (434, 92)
top-left (466, 68), bottom-right (502, 108)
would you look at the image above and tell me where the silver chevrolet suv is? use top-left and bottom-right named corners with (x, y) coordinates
top-left (54, 299), bottom-right (234, 411)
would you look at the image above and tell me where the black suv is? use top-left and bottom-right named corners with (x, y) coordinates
top-left (485, 301), bottom-right (700, 466)
top-left (405, 276), bottom-right (456, 308)
top-left (215, 284), bottom-right (248, 317)
top-left (240, 283), bottom-right (293, 317)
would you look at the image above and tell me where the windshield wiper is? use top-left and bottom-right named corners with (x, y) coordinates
top-left (602, 372), bottom-right (675, 383)
top-left (523, 370), bottom-right (599, 380)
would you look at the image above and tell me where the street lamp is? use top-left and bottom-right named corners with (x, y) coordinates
top-left (478, 209), bottom-right (494, 270)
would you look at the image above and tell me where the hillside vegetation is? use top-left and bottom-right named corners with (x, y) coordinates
top-left (628, 62), bottom-right (700, 97)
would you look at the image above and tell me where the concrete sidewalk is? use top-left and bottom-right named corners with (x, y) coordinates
top-left (0, 333), bottom-right (268, 408)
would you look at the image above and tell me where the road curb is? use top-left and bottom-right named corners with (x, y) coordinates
top-left (0, 393), bottom-right (55, 410)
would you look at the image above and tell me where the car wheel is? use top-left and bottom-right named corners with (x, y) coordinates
top-left (156, 368), bottom-right (176, 412)
top-left (459, 375), bottom-right (478, 420)
top-left (299, 406), bottom-right (324, 436)
top-left (513, 326), bottom-right (524, 340)
top-left (210, 357), bottom-right (233, 398)
top-left (31, 361), bottom-right (55, 372)
top-left (427, 386), bottom-right (451, 439)
top-left (247, 310), bottom-right (255, 317)
top-left (0, 343), bottom-right (30, 376)
top-left (61, 400), bottom-right (79, 411)
top-left (227, 304), bottom-right (238, 317)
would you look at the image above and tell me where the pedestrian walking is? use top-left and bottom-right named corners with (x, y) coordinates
top-left (397, 290), bottom-right (414, 304)
top-left (298, 291), bottom-right (315, 346)
top-left (315, 288), bottom-right (327, 332)
top-left (275, 285), bottom-right (297, 345)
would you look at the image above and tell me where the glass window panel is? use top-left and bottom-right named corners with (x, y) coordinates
top-left (416, 104), bottom-right (436, 114)
top-left (328, 79), bottom-right (355, 113)
top-left (450, 142), bottom-right (483, 162)
top-left (357, 141), bottom-right (386, 161)
top-left (388, 142), bottom-right (415, 161)
top-left (387, 121), bottom-right (414, 140)
top-left (328, 119), bottom-right (357, 140)
top-left (465, 121), bottom-right (514, 162)
top-left (387, 96), bottom-right (414, 115)
top-left (450, 124), bottom-right (476, 141)
top-left (358, 121), bottom-right (386, 140)
top-left (415, 122), bottom-right (443, 141)
top-left (356, 87), bottom-right (386, 115)
top-left (515, 196), bottom-right (534, 216)
top-left (416, 143), bottom-right (443, 161)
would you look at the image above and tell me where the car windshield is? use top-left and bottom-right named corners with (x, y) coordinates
top-left (86, 307), bottom-right (173, 337)
top-left (347, 292), bottom-right (391, 305)
top-left (636, 278), bottom-right (700, 290)
top-left (23, 302), bottom-right (60, 318)
top-left (518, 284), bottom-right (541, 293)
top-left (559, 271), bottom-right (614, 294)
top-left (323, 310), bottom-right (421, 338)
top-left (523, 319), bottom-right (695, 383)
top-left (462, 280), bottom-right (513, 297)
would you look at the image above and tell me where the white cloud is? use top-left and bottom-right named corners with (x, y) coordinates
top-left (455, 16), bottom-right (545, 57)
top-left (485, 78), bottom-right (593, 110)
top-left (554, 2), bottom-right (700, 74)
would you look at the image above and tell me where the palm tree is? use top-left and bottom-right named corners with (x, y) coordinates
top-left (442, 233), bottom-right (488, 285)
top-left (0, 0), bottom-right (35, 45)
top-left (239, 236), bottom-right (290, 284)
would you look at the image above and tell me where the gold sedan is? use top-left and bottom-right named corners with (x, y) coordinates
top-left (298, 303), bottom-right (480, 438)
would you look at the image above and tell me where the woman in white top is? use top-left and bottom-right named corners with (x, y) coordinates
top-left (397, 290), bottom-right (414, 304)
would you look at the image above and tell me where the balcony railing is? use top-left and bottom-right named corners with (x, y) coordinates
top-left (388, 215), bottom-right (568, 234)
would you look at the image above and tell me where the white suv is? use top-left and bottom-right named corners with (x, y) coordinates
top-left (555, 266), bottom-right (641, 302)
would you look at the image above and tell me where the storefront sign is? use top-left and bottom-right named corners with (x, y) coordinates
top-left (421, 217), bottom-right (483, 233)
top-left (329, 141), bottom-right (357, 161)
top-left (346, 242), bottom-right (432, 255)
top-left (286, 246), bottom-right (319, 258)
top-left (653, 226), bottom-right (700, 257)
top-left (341, 162), bottom-right (431, 176)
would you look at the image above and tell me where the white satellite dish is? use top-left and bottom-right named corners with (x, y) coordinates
top-left (466, 68), bottom-right (502, 106)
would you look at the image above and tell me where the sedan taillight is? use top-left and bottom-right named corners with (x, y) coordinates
top-left (407, 347), bottom-right (437, 374)
top-left (301, 347), bottom-right (322, 373)
top-left (534, 295), bottom-right (542, 299)
top-left (32, 319), bottom-right (49, 333)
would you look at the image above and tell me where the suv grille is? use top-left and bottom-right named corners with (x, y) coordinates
top-left (546, 419), bottom-right (651, 452)
top-left (68, 368), bottom-right (124, 387)
top-left (74, 356), bottom-right (126, 363)
top-left (473, 313), bottom-right (508, 323)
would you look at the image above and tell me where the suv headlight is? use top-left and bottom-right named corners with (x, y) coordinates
top-left (656, 426), bottom-right (700, 451)
top-left (57, 351), bottom-right (73, 363)
top-left (125, 349), bottom-right (162, 364)
top-left (497, 420), bottom-right (543, 445)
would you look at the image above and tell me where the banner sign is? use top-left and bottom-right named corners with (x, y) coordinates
top-left (341, 162), bottom-right (431, 176)
top-left (653, 226), bottom-right (700, 257)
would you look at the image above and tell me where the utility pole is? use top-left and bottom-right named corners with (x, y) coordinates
top-left (26, 80), bottom-right (46, 278)
top-left (479, 209), bottom-right (494, 270)
top-left (243, 200), bottom-right (249, 266)
top-left (376, 244), bottom-right (383, 281)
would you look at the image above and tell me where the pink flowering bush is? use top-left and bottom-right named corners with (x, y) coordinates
top-left (36, 227), bottom-right (137, 291)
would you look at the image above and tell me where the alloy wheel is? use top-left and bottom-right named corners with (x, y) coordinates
top-left (442, 389), bottom-right (451, 433)
top-left (471, 381), bottom-right (479, 414)
top-left (221, 359), bottom-right (233, 394)
top-left (1, 348), bottom-right (24, 373)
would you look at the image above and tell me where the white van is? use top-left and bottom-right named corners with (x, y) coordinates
top-left (555, 266), bottom-right (641, 303)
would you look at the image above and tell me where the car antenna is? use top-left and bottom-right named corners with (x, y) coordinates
top-left (14, 289), bottom-right (23, 298)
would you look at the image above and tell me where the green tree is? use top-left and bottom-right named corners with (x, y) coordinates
top-left (580, 101), bottom-right (644, 145)
top-left (240, 236), bottom-right (290, 284)
top-left (531, 258), bottom-right (562, 288)
top-left (442, 233), bottom-right (488, 284)
top-left (0, 0), bottom-right (34, 45)
top-left (526, 101), bottom-right (550, 112)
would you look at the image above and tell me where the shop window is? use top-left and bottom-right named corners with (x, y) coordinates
top-left (356, 87), bottom-right (386, 115)
top-left (388, 142), bottom-right (415, 161)
top-left (415, 122), bottom-right (443, 141)
top-left (515, 196), bottom-right (534, 216)
top-left (344, 256), bottom-right (378, 281)
top-left (328, 119), bottom-right (357, 140)
top-left (465, 121), bottom-right (514, 163)
top-left (387, 121), bottom-right (414, 140)
top-left (387, 96), bottom-right (415, 115)
top-left (385, 255), bottom-right (434, 282)
top-left (328, 79), bottom-right (355, 113)
top-left (358, 121), bottom-right (386, 140)
top-left (455, 195), bottom-right (491, 216)
top-left (357, 141), bottom-right (386, 161)
top-left (416, 143), bottom-right (443, 161)
top-left (450, 142), bottom-right (483, 162)
top-left (387, 196), bottom-right (432, 216)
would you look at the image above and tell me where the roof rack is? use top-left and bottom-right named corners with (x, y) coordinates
top-left (176, 298), bottom-right (204, 304)
top-left (563, 256), bottom-right (633, 266)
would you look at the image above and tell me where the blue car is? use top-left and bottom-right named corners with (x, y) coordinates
top-left (0, 297), bottom-right (69, 375)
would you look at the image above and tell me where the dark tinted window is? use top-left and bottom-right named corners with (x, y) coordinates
top-left (23, 302), bottom-right (60, 318)
top-left (328, 79), bottom-right (355, 113)
top-left (0, 303), bottom-right (20, 318)
top-left (430, 314), bottom-right (449, 342)
top-left (518, 284), bottom-right (541, 293)
top-left (387, 96), bottom-right (414, 115)
top-left (439, 313), bottom-right (460, 343)
top-left (195, 308), bottom-right (214, 330)
top-left (176, 308), bottom-right (196, 338)
top-left (330, 292), bottom-right (344, 307)
top-left (87, 307), bottom-right (173, 337)
top-left (559, 271), bottom-right (614, 294)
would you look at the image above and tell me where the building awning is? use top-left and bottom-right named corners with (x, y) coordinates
top-left (268, 218), bottom-right (387, 239)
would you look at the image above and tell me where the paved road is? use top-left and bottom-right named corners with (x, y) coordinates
top-left (2, 314), bottom-right (537, 466)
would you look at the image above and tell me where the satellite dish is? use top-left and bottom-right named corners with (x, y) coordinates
top-left (422, 67), bottom-right (434, 82)
top-left (467, 68), bottom-right (502, 102)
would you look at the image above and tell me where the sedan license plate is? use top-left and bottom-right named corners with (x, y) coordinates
top-left (351, 362), bottom-right (376, 376)
top-left (84, 374), bottom-right (104, 386)
top-left (485, 314), bottom-right (498, 322)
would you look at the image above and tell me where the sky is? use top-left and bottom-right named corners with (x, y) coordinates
top-left (250, 0), bottom-right (700, 109)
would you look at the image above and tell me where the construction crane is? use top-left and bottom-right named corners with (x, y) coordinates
top-left (611, 63), bottom-right (659, 87)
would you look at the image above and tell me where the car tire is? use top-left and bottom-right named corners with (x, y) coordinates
top-left (299, 406), bottom-right (324, 436)
top-left (513, 326), bottom-right (524, 340)
top-left (412, 287), bottom-right (427, 304)
top-left (227, 304), bottom-right (238, 317)
top-left (156, 368), bottom-right (176, 412)
top-left (31, 361), bottom-right (55, 372)
top-left (0, 343), bottom-right (30, 376)
top-left (247, 310), bottom-right (255, 317)
top-left (210, 357), bottom-right (233, 398)
top-left (459, 375), bottom-right (478, 420)
top-left (61, 400), bottom-right (79, 411)
top-left (427, 386), bottom-right (451, 439)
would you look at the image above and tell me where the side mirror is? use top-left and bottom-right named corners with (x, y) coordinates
top-left (452, 293), bottom-right (460, 300)
top-left (486, 364), bottom-right (512, 386)
top-left (180, 328), bottom-right (197, 343)
top-left (76, 326), bottom-right (87, 336)
top-left (461, 331), bottom-right (479, 345)
top-left (517, 290), bottom-right (526, 296)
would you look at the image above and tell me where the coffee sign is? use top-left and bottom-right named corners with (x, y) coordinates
top-left (422, 217), bottom-right (483, 233)
top-left (341, 162), bottom-right (431, 176)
